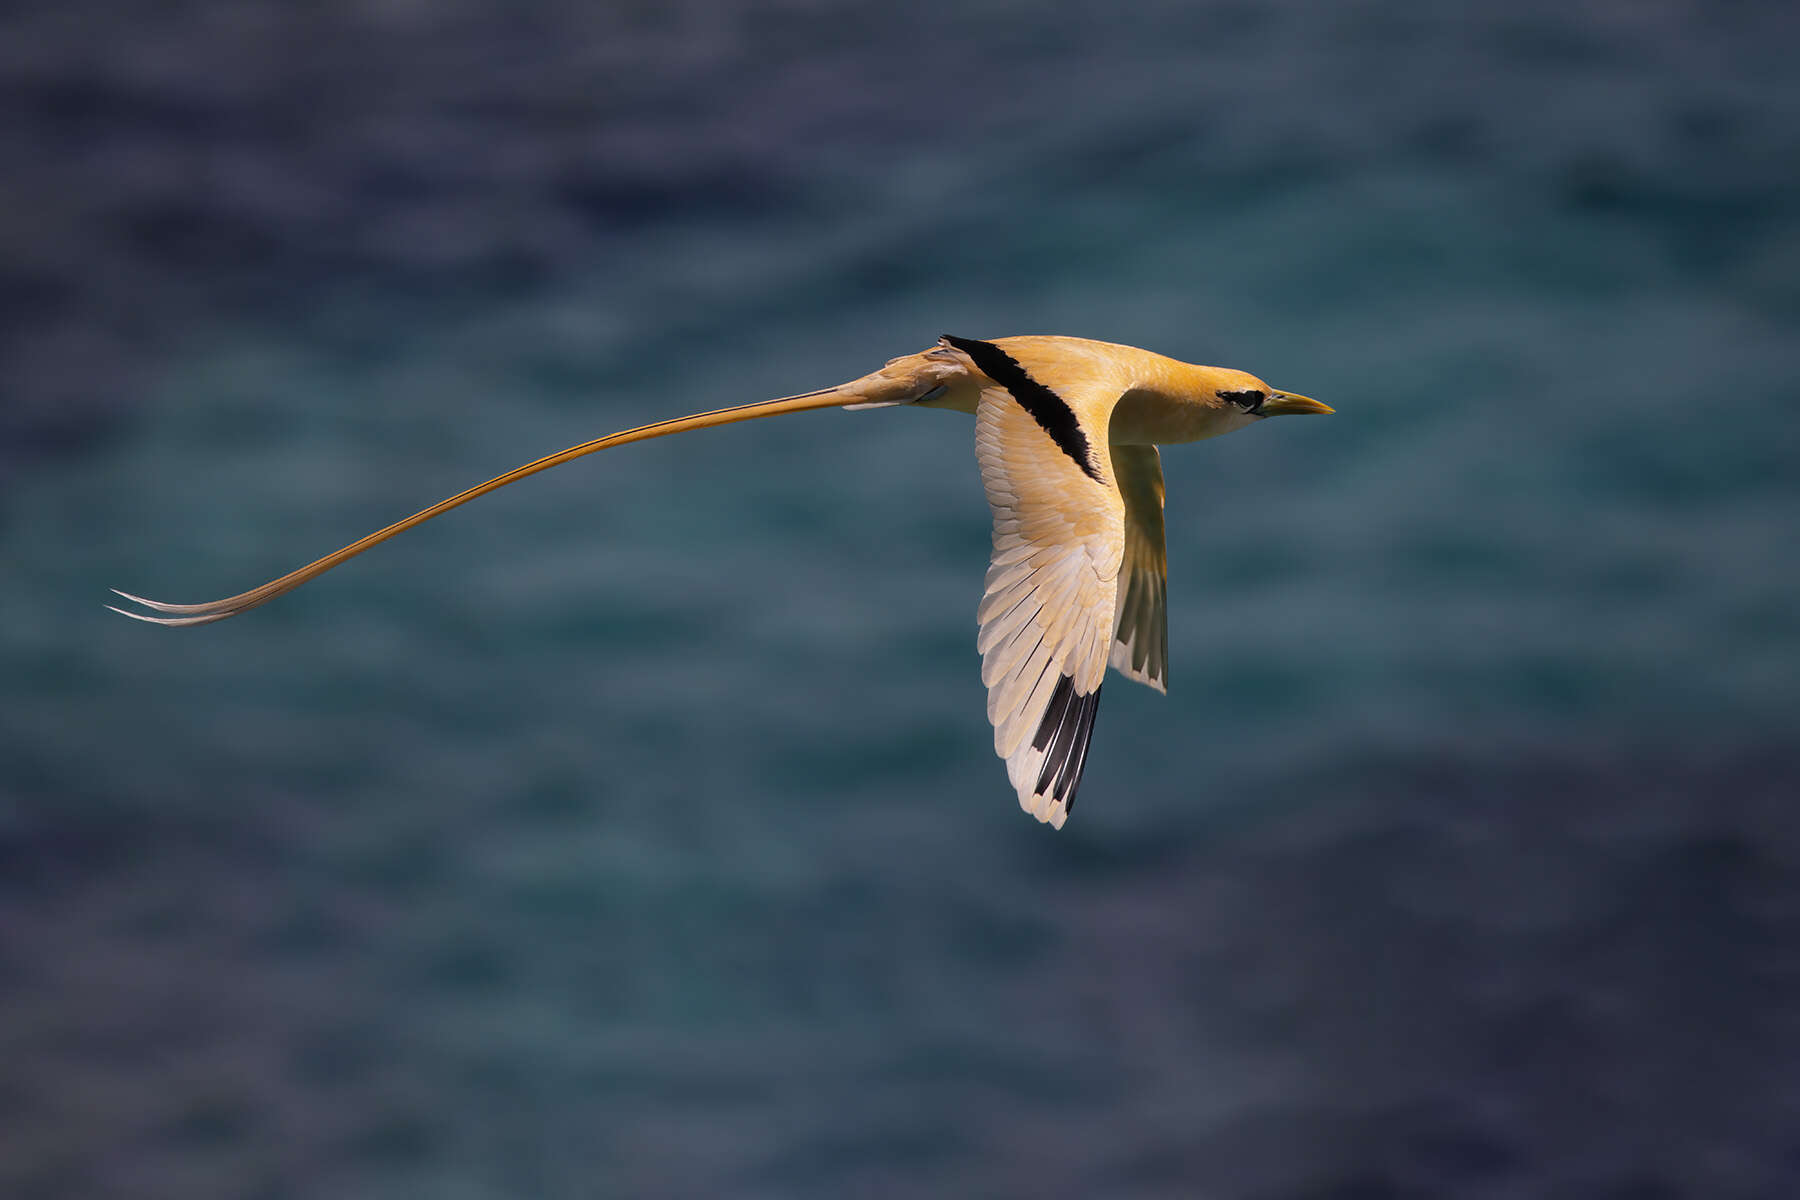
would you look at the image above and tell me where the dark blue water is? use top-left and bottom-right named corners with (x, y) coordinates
top-left (4, 2), bottom-right (1799, 1196)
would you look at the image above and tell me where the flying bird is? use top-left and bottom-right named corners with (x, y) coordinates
top-left (112, 335), bottom-right (1330, 827)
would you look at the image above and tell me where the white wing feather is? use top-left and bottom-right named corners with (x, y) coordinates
top-left (973, 387), bottom-right (1124, 828)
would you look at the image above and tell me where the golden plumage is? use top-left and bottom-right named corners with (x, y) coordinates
top-left (112, 335), bottom-right (1330, 827)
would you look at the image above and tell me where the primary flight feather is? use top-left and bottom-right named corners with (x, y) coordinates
top-left (112, 335), bottom-right (1330, 827)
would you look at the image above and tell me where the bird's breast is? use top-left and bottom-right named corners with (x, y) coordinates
top-left (1109, 386), bottom-right (1241, 445)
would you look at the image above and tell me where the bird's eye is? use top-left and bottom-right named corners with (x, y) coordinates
top-left (1219, 389), bottom-right (1266, 413)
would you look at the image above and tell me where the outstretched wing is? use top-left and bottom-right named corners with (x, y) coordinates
top-left (969, 365), bottom-right (1124, 828)
top-left (1108, 443), bottom-right (1168, 693)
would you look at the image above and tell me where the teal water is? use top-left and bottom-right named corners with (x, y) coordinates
top-left (4, 2), bottom-right (1799, 1196)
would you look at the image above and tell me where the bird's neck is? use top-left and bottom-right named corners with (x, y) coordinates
top-left (1109, 359), bottom-right (1240, 446)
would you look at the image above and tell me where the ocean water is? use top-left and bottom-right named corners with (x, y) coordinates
top-left (4, 1), bottom-right (1799, 1196)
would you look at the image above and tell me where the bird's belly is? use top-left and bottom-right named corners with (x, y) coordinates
top-left (913, 380), bottom-right (981, 415)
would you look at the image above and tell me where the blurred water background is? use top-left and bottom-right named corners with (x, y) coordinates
top-left (4, 1), bottom-right (1799, 1196)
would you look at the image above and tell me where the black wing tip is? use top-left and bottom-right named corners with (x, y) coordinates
top-left (1031, 674), bottom-right (1103, 813)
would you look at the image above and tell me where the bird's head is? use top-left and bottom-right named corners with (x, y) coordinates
top-left (1114, 360), bottom-right (1333, 445)
top-left (1204, 366), bottom-right (1334, 421)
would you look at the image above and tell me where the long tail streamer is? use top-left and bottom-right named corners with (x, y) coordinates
top-left (108, 387), bottom-right (851, 627)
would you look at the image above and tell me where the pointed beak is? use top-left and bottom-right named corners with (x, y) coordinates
top-left (1260, 391), bottom-right (1333, 416)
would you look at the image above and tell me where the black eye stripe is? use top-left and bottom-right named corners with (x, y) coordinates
top-left (1219, 389), bottom-right (1266, 412)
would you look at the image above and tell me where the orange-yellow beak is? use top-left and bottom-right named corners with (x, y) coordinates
top-left (1261, 391), bottom-right (1333, 416)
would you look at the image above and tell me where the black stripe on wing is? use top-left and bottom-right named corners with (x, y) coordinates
top-left (941, 335), bottom-right (1102, 482)
top-left (1031, 673), bottom-right (1104, 810)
